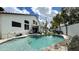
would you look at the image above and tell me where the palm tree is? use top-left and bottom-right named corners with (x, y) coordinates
top-left (52, 13), bottom-right (63, 31)
top-left (60, 8), bottom-right (70, 35)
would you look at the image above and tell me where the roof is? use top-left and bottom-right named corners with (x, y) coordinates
top-left (0, 11), bottom-right (40, 23)
top-left (0, 11), bottom-right (32, 16)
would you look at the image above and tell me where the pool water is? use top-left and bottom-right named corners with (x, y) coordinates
top-left (27, 35), bottom-right (64, 50)
top-left (0, 35), bottom-right (64, 51)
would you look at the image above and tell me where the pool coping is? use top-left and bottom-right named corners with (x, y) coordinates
top-left (0, 34), bottom-right (42, 44)
top-left (0, 35), bottom-right (28, 44)
top-left (0, 34), bottom-right (68, 44)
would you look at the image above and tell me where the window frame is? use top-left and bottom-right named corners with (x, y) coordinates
top-left (24, 20), bottom-right (29, 30)
top-left (12, 21), bottom-right (21, 27)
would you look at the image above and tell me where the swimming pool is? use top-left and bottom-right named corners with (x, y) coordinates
top-left (0, 35), bottom-right (64, 51)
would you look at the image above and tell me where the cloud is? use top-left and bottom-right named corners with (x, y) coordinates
top-left (31, 7), bottom-right (59, 28)
top-left (48, 7), bottom-right (52, 14)
top-left (36, 7), bottom-right (50, 15)
top-left (3, 7), bottom-right (23, 13)
top-left (32, 7), bottom-right (50, 23)
top-left (31, 7), bottom-right (41, 15)
top-left (31, 7), bottom-right (58, 28)
top-left (51, 9), bottom-right (59, 16)
top-left (32, 7), bottom-right (52, 16)
top-left (32, 7), bottom-right (52, 18)
top-left (22, 9), bottom-right (30, 14)
top-left (52, 10), bottom-right (58, 14)
top-left (3, 7), bottom-right (30, 14)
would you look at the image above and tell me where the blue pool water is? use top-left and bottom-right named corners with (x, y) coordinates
top-left (0, 35), bottom-right (64, 51)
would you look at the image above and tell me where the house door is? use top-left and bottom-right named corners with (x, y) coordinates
top-left (32, 26), bottom-right (38, 33)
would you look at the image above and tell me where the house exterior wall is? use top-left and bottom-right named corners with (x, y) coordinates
top-left (39, 25), bottom-right (45, 33)
top-left (39, 22), bottom-right (45, 33)
top-left (0, 15), bottom-right (2, 38)
top-left (0, 14), bottom-right (39, 39)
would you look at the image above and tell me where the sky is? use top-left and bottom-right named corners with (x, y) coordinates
top-left (2, 7), bottom-right (62, 28)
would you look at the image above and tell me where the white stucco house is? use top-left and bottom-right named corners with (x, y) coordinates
top-left (0, 12), bottom-right (40, 39)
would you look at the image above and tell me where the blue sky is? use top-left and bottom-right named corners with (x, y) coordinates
top-left (52, 7), bottom-right (61, 12)
top-left (17, 7), bottom-right (61, 17)
top-left (17, 7), bottom-right (39, 17)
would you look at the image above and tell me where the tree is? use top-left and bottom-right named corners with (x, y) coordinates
top-left (52, 13), bottom-right (63, 31)
top-left (61, 7), bottom-right (79, 35)
top-left (0, 7), bottom-right (4, 11)
top-left (51, 7), bottom-right (79, 35)
top-left (69, 7), bottom-right (79, 25)
top-left (62, 7), bottom-right (79, 25)
top-left (51, 7), bottom-right (69, 35)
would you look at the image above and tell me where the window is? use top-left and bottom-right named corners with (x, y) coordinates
top-left (24, 20), bottom-right (29, 30)
top-left (36, 22), bottom-right (37, 25)
top-left (33, 20), bottom-right (36, 24)
top-left (33, 20), bottom-right (37, 25)
top-left (24, 24), bottom-right (29, 30)
top-left (24, 20), bottom-right (29, 24)
top-left (12, 21), bottom-right (21, 27)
